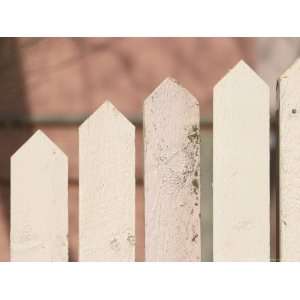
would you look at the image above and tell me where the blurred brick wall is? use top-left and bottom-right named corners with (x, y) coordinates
top-left (0, 38), bottom-right (256, 261)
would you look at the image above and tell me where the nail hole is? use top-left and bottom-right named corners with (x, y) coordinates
top-left (292, 109), bottom-right (297, 114)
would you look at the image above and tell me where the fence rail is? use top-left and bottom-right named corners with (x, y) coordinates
top-left (9, 59), bottom-right (300, 261)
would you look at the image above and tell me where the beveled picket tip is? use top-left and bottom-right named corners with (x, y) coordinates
top-left (278, 58), bottom-right (300, 261)
top-left (11, 129), bottom-right (68, 262)
top-left (214, 60), bottom-right (269, 93)
top-left (144, 76), bottom-right (201, 261)
top-left (280, 58), bottom-right (300, 78)
top-left (278, 58), bottom-right (300, 98)
top-left (79, 100), bottom-right (134, 132)
top-left (79, 99), bottom-right (135, 261)
top-left (11, 129), bottom-right (67, 162)
top-left (213, 59), bottom-right (270, 261)
top-left (144, 77), bottom-right (199, 108)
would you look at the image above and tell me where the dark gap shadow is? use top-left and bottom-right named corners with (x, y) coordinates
top-left (273, 85), bottom-right (281, 262)
top-left (270, 119), bottom-right (278, 261)
top-left (200, 124), bottom-right (213, 261)
top-left (0, 37), bottom-right (33, 261)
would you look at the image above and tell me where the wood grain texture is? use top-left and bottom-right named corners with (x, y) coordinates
top-left (144, 78), bottom-right (201, 261)
top-left (213, 61), bottom-right (270, 261)
top-left (279, 59), bottom-right (300, 261)
top-left (79, 101), bottom-right (135, 261)
top-left (10, 130), bottom-right (68, 261)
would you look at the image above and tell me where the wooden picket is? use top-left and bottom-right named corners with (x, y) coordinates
top-left (213, 61), bottom-right (270, 261)
top-left (10, 130), bottom-right (68, 261)
top-left (144, 78), bottom-right (201, 261)
top-left (9, 59), bottom-right (300, 262)
top-left (278, 59), bottom-right (300, 261)
top-left (79, 101), bottom-right (135, 261)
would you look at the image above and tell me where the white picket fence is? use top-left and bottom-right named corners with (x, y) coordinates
top-left (9, 59), bottom-right (300, 261)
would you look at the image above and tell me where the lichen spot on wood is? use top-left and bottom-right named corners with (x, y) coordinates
top-left (192, 234), bottom-right (199, 242)
top-left (187, 124), bottom-right (200, 144)
top-left (192, 178), bottom-right (199, 195)
top-left (127, 234), bottom-right (135, 246)
top-left (110, 238), bottom-right (120, 251)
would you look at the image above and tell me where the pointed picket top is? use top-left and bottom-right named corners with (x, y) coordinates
top-left (79, 100), bottom-right (135, 261)
top-left (279, 58), bottom-right (300, 261)
top-left (214, 60), bottom-right (268, 95)
top-left (278, 58), bottom-right (300, 107)
top-left (12, 130), bottom-right (67, 162)
top-left (213, 60), bottom-right (270, 261)
top-left (11, 130), bottom-right (68, 261)
top-left (144, 78), bottom-right (201, 261)
top-left (278, 58), bottom-right (300, 109)
top-left (280, 58), bottom-right (300, 79)
top-left (80, 100), bottom-right (134, 133)
top-left (144, 77), bottom-right (199, 108)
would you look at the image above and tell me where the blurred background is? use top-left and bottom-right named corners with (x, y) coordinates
top-left (0, 37), bottom-right (299, 261)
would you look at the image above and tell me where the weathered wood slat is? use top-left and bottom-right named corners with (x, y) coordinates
top-left (144, 78), bottom-right (201, 261)
top-left (10, 130), bottom-right (68, 261)
top-left (279, 59), bottom-right (300, 261)
top-left (213, 61), bottom-right (270, 261)
top-left (79, 101), bottom-right (135, 261)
